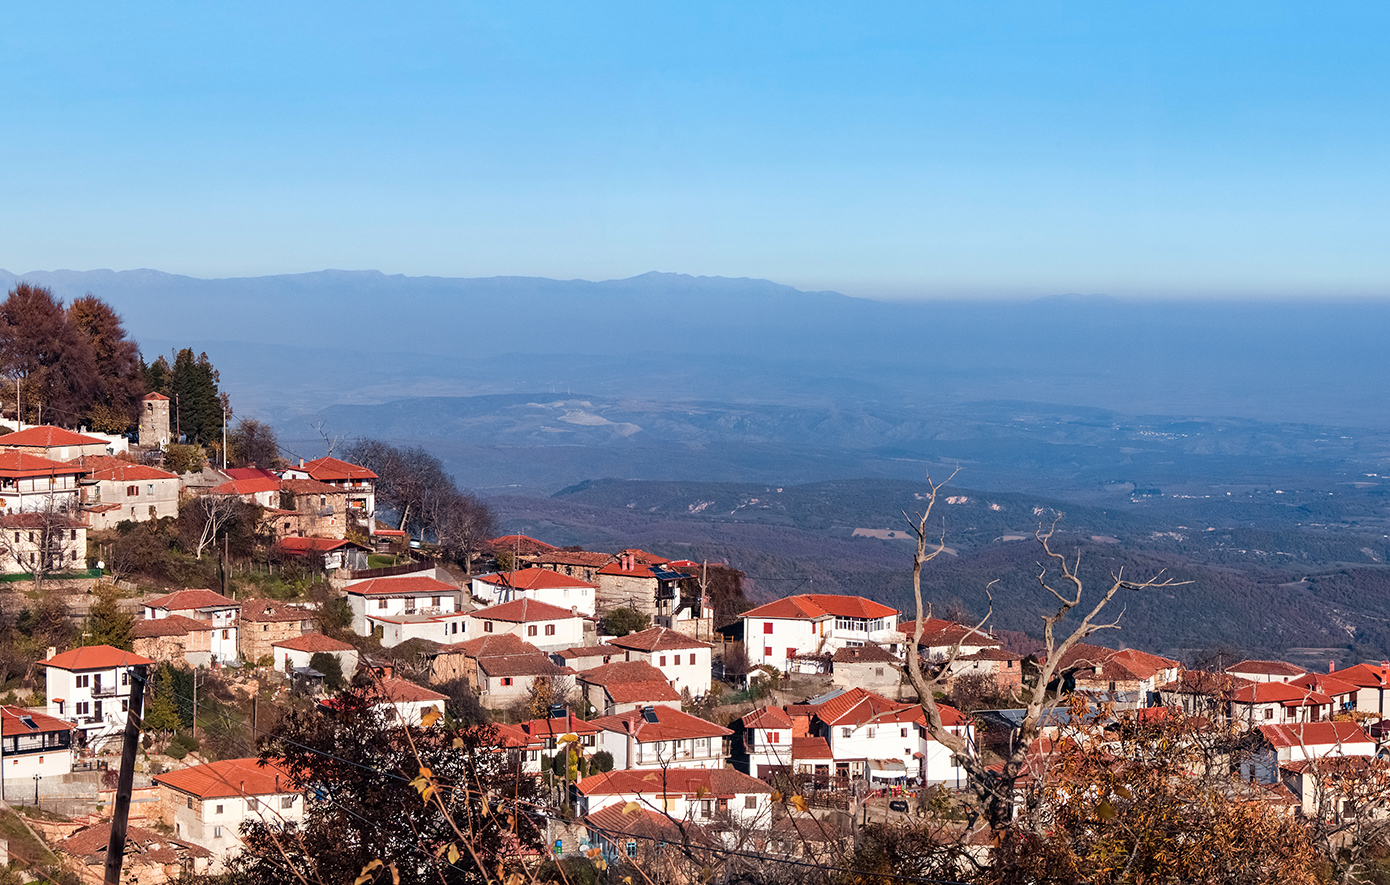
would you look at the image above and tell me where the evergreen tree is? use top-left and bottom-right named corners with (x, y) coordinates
top-left (143, 665), bottom-right (181, 733)
top-left (168, 348), bottom-right (227, 446)
top-left (84, 583), bottom-right (133, 650)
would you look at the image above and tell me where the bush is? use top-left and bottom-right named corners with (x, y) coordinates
top-left (309, 652), bottom-right (345, 691)
top-left (600, 607), bottom-right (650, 637)
top-left (589, 750), bottom-right (614, 773)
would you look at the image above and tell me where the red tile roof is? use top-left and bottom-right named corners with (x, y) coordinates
top-left (1, 704), bottom-right (73, 737)
top-left (470, 598), bottom-right (579, 623)
top-left (42, 645), bottom-right (154, 670)
top-left (347, 575), bottom-right (458, 597)
top-left (1257, 721), bottom-right (1372, 750)
top-left (441, 633), bottom-right (540, 658)
top-left (791, 736), bottom-right (833, 760)
top-left (132, 615), bottom-right (215, 638)
top-left (1331, 662), bottom-right (1390, 689)
top-left (475, 569), bottom-right (597, 590)
top-left (1231, 682), bottom-right (1332, 707)
top-left (375, 677), bottom-right (446, 704)
top-left (279, 536), bottom-right (368, 554)
top-left (477, 654), bottom-right (572, 678)
top-left (585, 804), bottom-right (700, 843)
top-left (578, 767), bottom-right (772, 798)
top-left (293, 456), bottom-right (377, 482)
top-left (740, 706), bottom-right (794, 730)
top-left (832, 644), bottom-right (900, 664)
top-left (154, 757), bottom-right (294, 799)
top-left (211, 477), bottom-right (281, 496)
top-left (590, 705), bottom-right (731, 742)
top-left (488, 534), bottom-right (558, 555)
top-left (556, 644), bottom-right (621, 661)
top-left (67, 455), bottom-right (177, 482)
top-left (743, 594), bottom-right (898, 621)
top-left (1286, 673), bottom-right (1360, 697)
top-left (0, 450), bottom-right (87, 477)
top-left (239, 598), bottom-right (313, 623)
top-left (1228, 659), bottom-right (1307, 677)
top-left (223, 467), bottom-right (280, 481)
top-left (608, 626), bottom-right (712, 653)
top-left (811, 686), bottom-right (966, 729)
top-left (143, 393), bottom-right (170, 401)
top-left (0, 426), bottom-right (108, 448)
top-left (533, 551), bottom-right (614, 568)
top-left (0, 512), bottom-right (85, 529)
top-left (144, 589), bottom-right (238, 612)
top-left (901, 617), bottom-right (997, 648)
top-left (579, 661), bottom-right (670, 686)
top-left (603, 680), bottom-right (682, 705)
top-left (518, 713), bottom-right (604, 739)
top-left (281, 478), bottom-right (342, 497)
top-left (273, 633), bottom-right (355, 653)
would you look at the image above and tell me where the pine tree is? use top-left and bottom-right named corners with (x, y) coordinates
top-left (168, 348), bottom-right (226, 445)
top-left (84, 583), bottom-right (133, 650)
top-left (143, 666), bottom-right (181, 733)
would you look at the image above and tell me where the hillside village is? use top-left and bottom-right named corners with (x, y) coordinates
top-left (0, 392), bottom-right (1389, 882)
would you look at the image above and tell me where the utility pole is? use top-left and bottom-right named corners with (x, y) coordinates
top-left (191, 670), bottom-right (198, 740)
top-left (104, 663), bottom-right (147, 885)
top-left (221, 403), bottom-right (227, 469)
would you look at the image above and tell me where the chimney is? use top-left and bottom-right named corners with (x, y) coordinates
top-left (47, 646), bottom-right (56, 661)
top-left (1330, 660), bottom-right (1335, 674)
top-left (300, 459), bottom-right (304, 467)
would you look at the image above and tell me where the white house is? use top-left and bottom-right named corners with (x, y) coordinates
top-left (1229, 681), bottom-right (1333, 726)
top-left (578, 661), bottom-right (682, 717)
top-left (42, 645), bottom-right (155, 750)
top-left (606, 627), bottom-right (713, 697)
top-left (589, 705), bottom-right (731, 771)
top-left (811, 687), bottom-right (971, 786)
top-left (575, 767), bottom-right (775, 828)
top-left (733, 706), bottom-right (795, 778)
top-left (471, 569), bottom-right (598, 616)
top-left (154, 757), bottom-right (303, 871)
top-left (1227, 659), bottom-right (1307, 684)
top-left (73, 456), bottom-right (180, 529)
top-left (0, 705), bottom-right (75, 780)
top-left (373, 677), bottom-right (448, 726)
top-left (1330, 662), bottom-right (1390, 718)
top-left (0, 511), bottom-right (87, 576)
top-left (0, 450), bottom-right (86, 513)
top-left (741, 594), bottom-right (901, 674)
top-left (344, 575), bottom-right (463, 642)
top-left (272, 633), bottom-right (360, 677)
top-left (0, 426), bottom-right (113, 461)
top-left (143, 589), bottom-right (241, 665)
top-left (465, 599), bottom-right (585, 652)
top-left (1242, 721), bottom-right (1376, 783)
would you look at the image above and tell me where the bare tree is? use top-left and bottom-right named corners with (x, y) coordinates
top-left (902, 471), bottom-right (1187, 831)
top-left (181, 493), bottom-right (241, 560)
top-left (0, 495), bottom-right (85, 593)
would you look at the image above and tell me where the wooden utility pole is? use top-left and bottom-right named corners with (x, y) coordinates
top-left (104, 663), bottom-right (148, 885)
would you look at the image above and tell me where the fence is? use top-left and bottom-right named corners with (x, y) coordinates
top-left (345, 559), bottom-right (441, 581)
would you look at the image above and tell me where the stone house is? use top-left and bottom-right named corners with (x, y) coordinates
top-left (0, 425), bottom-right (112, 460)
top-left (143, 589), bottom-right (241, 665)
top-left (139, 392), bottom-right (172, 448)
top-left (277, 536), bottom-right (370, 571)
top-left (531, 549), bottom-right (613, 584)
top-left (238, 598), bottom-right (317, 665)
top-left (594, 550), bottom-right (689, 619)
top-left (281, 456), bottom-right (377, 533)
top-left (132, 615), bottom-right (216, 666)
top-left (278, 479), bottom-right (348, 540)
top-left (830, 643), bottom-right (902, 693)
top-left (154, 757), bottom-right (302, 871)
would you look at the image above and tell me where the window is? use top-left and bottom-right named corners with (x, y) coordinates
top-left (77, 702), bottom-right (90, 715)
top-left (876, 667), bottom-right (884, 676)
top-left (452, 622), bottom-right (459, 634)
top-left (1264, 708), bottom-right (1274, 720)
top-left (1007, 660), bottom-right (1015, 669)
top-left (673, 655), bottom-right (680, 665)
top-left (213, 826), bottom-right (223, 838)
top-left (625, 841), bottom-right (637, 858)
top-left (281, 796), bottom-right (295, 809)
top-left (701, 800), bottom-right (712, 818)
top-left (432, 596), bottom-right (441, 607)
top-left (744, 796), bottom-right (757, 809)
top-left (545, 624), bottom-right (555, 636)
top-left (247, 798), bottom-right (258, 811)
top-left (215, 804), bottom-right (224, 814)
top-left (222, 629), bottom-right (230, 639)
top-left (377, 599), bottom-right (387, 610)
top-left (127, 485), bottom-right (138, 497)
top-left (867, 727), bottom-right (875, 739)
top-left (76, 675), bottom-right (89, 688)
top-left (763, 647), bottom-right (772, 658)
top-left (786, 648), bottom-right (796, 662)
top-left (187, 797), bottom-right (193, 809)
top-left (763, 622), bottom-right (774, 634)
top-left (769, 731), bottom-right (779, 744)
top-left (501, 677), bottom-right (513, 687)
top-left (485, 621), bottom-right (494, 633)
top-left (841, 727), bottom-right (851, 738)
top-left (659, 655), bottom-right (667, 667)
top-left (527, 625), bottom-right (538, 636)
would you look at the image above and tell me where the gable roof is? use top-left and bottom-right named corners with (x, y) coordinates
top-left (42, 645), bottom-right (154, 671)
top-left (579, 662), bottom-right (681, 704)
top-left (144, 589), bottom-right (238, 612)
top-left (1, 705), bottom-right (73, 737)
top-left (1331, 662), bottom-right (1390, 689)
top-left (811, 686), bottom-right (966, 729)
top-left (533, 551), bottom-right (615, 568)
top-left (476, 653), bottom-right (573, 679)
top-left (223, 467), bottom-right (279, 481)
top-left (279, 536), bottom-right (370, 554)
top-left (1257, 721), bottom-right (1372, 749)
top-left (555, 644), bottom-right (621, 662)
top-left (742, 594), bottom-right (897, 621)
top-left (211, 477), bottom-right (281, 496)
top-left (740, 706), bottom-right (794, 730)
top-left (375, 677), bottom-right (447, 704)
top-left (578, 767), bottom-right (773, 798)
top-left (1228, 659), bottom-right (1307, 678)
top-left (608, 626), bottom-right (712, 653)
top-left (1231, 681), bottom-right (1332, 707)
top-left (132, 615), bottom-right (216, 638)
top-left (579, 661), bottom-right (670, 686)
top-left (832, 644), bottom-right (899, 664)
top-left (441, 633), bottom-right (541, 658)
top-left (585, 804), bottom-right (701, 844)
top-left (488, 534), bottom-right (558, 555)
top-left (517, 713), bottom-right (604, 739)
top-left (154, 757), bottom-right (293, 799)
top-left (273, 633), bottom-right (356, 653)
top-left (901, 617), bottom-right (998, 649)
top-left (791, 735), bottom-right (833, 760)
top-left (590, 705), bottom-right (731, 742)
top-left (280, 478), bottom-right (342, 497)
top-left (1286, 673), bottom-right (1360, 697)
top-left (0, 450), bottom-right (88, 477)
top-left (68, 456), bottom-right (178, 482)
top-left (239, 598), bottom-right (313, 623)
top-left (347, 575), bottom-right (458, 597)
top-left (0, 425), bottom-right (108, 448)
top-left (470, 598), bottom-right (578, 623)
top-left (293, 456), bottom-right (377, 482)
top-left (475, 569), bottom-right (597, 590)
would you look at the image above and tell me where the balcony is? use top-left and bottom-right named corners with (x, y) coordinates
top-left (91, 684), bottom-right (122, 698)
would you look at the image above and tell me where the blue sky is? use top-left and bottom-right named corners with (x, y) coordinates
top-left (1, 2), bottom-right (1386, 299)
